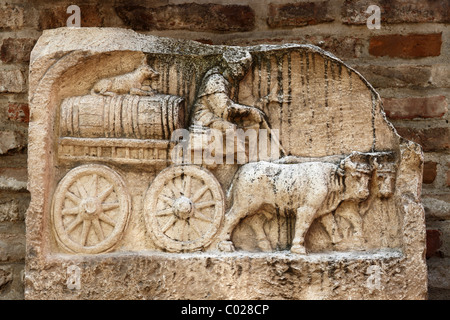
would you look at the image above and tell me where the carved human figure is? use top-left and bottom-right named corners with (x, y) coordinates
top-left (217, 152), bottom-right (373, 254)
top-left (190, 50), bottom-right (266, 132)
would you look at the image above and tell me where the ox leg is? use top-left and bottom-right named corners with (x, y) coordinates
top-left (321, 213), bottom-right (343, 244)
top-left (291, 206), bottom-right (317, 254)
top-left (217, 205), bottom-right (250, 252)
top-left (251, 212), bottom-right (273, 252)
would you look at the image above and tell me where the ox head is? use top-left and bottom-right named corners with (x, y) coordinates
top-left (371, 153), bottom-right (397, 198)
top-left (340, 152), bottom-right (372, 201)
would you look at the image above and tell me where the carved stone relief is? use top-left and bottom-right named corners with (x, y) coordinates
top-left (26, 28), bottom-right (427, 299)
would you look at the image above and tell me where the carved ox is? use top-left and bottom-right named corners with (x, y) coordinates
top-left (218, 152), bottom-right (372, 254)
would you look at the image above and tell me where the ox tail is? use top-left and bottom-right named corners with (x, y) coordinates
top-left (225, 169), bottom-right (242, 211)
top-left (225, 180), bottom-right (235, 211)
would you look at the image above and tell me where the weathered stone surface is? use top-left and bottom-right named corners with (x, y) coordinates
top-left (26, 28), bottom-right (427, 299)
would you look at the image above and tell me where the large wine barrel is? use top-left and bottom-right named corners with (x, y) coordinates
top-left (60, 94), bottom-right (185, 140)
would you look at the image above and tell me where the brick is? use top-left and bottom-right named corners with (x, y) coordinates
top-left (0, 168), bottom-right (27, 191)
top-left (0, 131), bottom-right (26, 155)
top-left (0, 267), bottom-right (13, 291)
top-left (431, 65), bottom-right (450, 88)
top-left (0, 264), bottom-right (23, 299)
top-left (369, 33), bottom-right (442, 58)
top-left (115, 4), bottom-right (255, 32)
top-left (0, 69), bottom-right (26, 93)
top-left (1, 38), bottom-right (36, 64)
top-left (0, 197), bottom-right (28, 222)
top-left (39, 5), bottom-right (103, 30)
top-left (426, 229), bottom-right (443, 258)
top-left (382, 96), bottom-right (447, 120)
top-left (423, 161), bottom-right (437, 184)
top-left (447, 164), bottom-right (450, 187)
top-left (342, 0), bottom-right (450, 24)
top-left (395, 127), bottom-right (450, 152)
top-left (267, 2), bottom-right (334, 28)
top-left (422, 195), bottom-right (450, 220)
top-left (0, 222), bottom-right (25, 263)
top-left (0, 5), bottom-right (24, 29)
top-left (7, 103), bottom-right (29, 123)
top-left (354, 65), bottom-right (432, 88)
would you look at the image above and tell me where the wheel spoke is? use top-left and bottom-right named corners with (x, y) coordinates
top-left (80, 220), bottom-right (91, 246)
top-left (98, 213), bottom-right (116, 227)
top-left (192, 210), bottom-right (213, 223)
top-left (155, 208), bottom-right (174, 217)
top-left (65, 215), bottom-right (83, 233)
top-left (65, 191), bottom-right (81, 205)
top-left (101, 202), bottom-right (120, 212)
top-left (76, 180), bottom-right (88, 198)
top-left (195, 200), bottom-right (216, 210)
top-left (92, 218), bottom-right (104, 241)
top-left (183, 175), bottom-right (192, 198)
top-left (180, 220), bottom-right (187, 241)
top-left (98, 184), bottom-right (114, 202)
top-left (62, 206), bottom-right (80, 215)
top-left (161, 215), bottom-right (177, 233)
top-left (168, 179), bottom-right (181, 198)
top-left (158, 194), bottom-right (174, 206)
top-left (191, 185), bottom-right (209, 203)
top-left (89, 174), bottom-right (98, 197)
top-left (190, 223), bottom-right (203, 238)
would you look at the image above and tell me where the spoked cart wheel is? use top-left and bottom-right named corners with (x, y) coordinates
top-left (144, 165), bottom-right (225, 252)
top-left (51, 164), bottom-right (131, 254)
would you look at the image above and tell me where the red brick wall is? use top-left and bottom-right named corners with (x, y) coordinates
top-left (0, 0), bottom-right (448, 299)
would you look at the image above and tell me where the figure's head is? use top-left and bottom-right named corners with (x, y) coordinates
top-left (371, 153), bottom-right (396, 198)
top-left (340, 152), bottom-right (372, 201)
top-left (222, 50), bottom-right (252, 81)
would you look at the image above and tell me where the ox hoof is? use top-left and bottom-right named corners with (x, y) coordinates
top-left (218, 241), bottom-right (235, 252)
top-left (257, 239), bottom-right (273, 252)
top-left (290, 244), bottom-right (306, 255)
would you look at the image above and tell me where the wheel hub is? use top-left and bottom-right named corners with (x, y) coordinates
top-left (173, 196), bottom-right (193, 220)
top-left (80, 197), bottom-right (101, 219)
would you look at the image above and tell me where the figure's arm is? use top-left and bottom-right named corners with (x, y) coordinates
top-left (228, 102), bottom-right (266, 124)
top-left (204, 91), bottom-right (266, 124)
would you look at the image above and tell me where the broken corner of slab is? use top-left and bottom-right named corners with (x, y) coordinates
top-left (25, 27), bottom-right (427, 300)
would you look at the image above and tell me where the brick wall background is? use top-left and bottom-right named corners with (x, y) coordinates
top-left (0, 0), bottom-right (448, 299)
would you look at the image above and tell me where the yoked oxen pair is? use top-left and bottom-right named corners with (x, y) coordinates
top-left (218, 152), bottom-right (374, 254)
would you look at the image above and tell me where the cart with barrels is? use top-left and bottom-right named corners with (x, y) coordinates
top-left (52, 92), bottom-right (229, 254)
